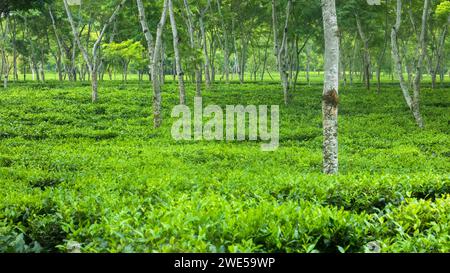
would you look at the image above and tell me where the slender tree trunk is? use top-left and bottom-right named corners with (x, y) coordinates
top-left (238, 36), bottom-right (248, 84)
top-left (376, 2), bottom-right (389, 93)
top-left (160, 41), bottom-right (165, 84)
top-left (272, 0), bottom-right (279, 67)
top-left (168, 0), bottom-right (186, 105)
top-left (391, 1), bottom-right (413, 109)
top-left (356, 14), bottom-right (371, 91)
top-left (216, 0), bottom-right (229, 84)
top-left (261, 35), bottom-right (270, 82)
top-left (199, 15), bottom-right (211, 86)
top-left (183, 0), bottom-right (201, 95)
top-left (321, 0), bottom-right (339, 175)
top-left (391, 0), bottom-right (427, 128)
top-left (210, 33), bottom-right (217, 83)
top-left (306, 44), bottom-right (311, 86)
top-left (136, 0), bottom-right (155, 79)
top-left (40, 46), bottom-right (46, 82)
top-left (63, 0), bottom-right (126, 102)
top-left (71, 37), bottom-right (77, 81)
top-left (49, 8), bottom-right (64, 81)
top-left (293, 38), bottom-right (300, 91)
top-left (91, 67), bottom-right (98, 101)
top-left (350, 37), bottom-right (358, 86)
top-left (1, 52), bottom-right (8, 88)
top-left (272, 0), bottom-right (292, 105)
top-left (1, 16), bottom-right (10, 88)
top-left (411, 0), bottom-right (430, 128)
top-left (12, 17), bottom-right (17, 82)
top-left (433, 15), bottom-right (449, 89)
top-left (281, 0), bottom-right (291, 104)
top-left (152, 0), bottom-right (169, 128)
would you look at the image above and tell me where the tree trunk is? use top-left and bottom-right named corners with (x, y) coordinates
top-left (152, 0), bottom-right (169, 128)
top-left (391, 1), bottom-right (413, 109)
top-left (71, 38), bottom-right (77, 81)
top-left (261, 36), bottom-right (270, 82)
top-left (91, 67), bottom-right (98, 102)
top-left (391, 0), bottom-right (427, 128)
top-left (1, 52), bottom-right (8, 88)
top-left (136, 0), bottom-right (155, 79)
top-left (64, 0), bottom-right (126, 102)
top-left (49, 8), bottom-right (64, 81)
top-left (239, 36), bottom-right (248, 84)
top-left (182, 0), bottom-right (202, 95)
top-left (40, 47), bottom-right (45, 82)
top-left (306, 44), bottom-right (311, 86)
top-left (168, 0), bottom-right (186, 105)
top-left (355, 14), bottom-right (371, 91)
top-left (160, 42), bottom-right (165, 84)
top-left (433, 15), bottom-right (449, 89)
top-left (321, 0), bottom-right (339, 175)
top-left (210, 33), bottom-right (217, 83)
top-left (199, 15), bottom-right (211, 86)
top-left (411, 0), bottom-right (430, 128)
top-left (376, 2), bottom-right (389, 93)
top-left (280, 0), bottom-right (291, 105)
top-left (1, 16), bottom-right (10, 88)
top-left (12, 17), bottom-right (17, 82)
top-left (216, 0), bottom-right (229, 84)
top-left (272, 0), bottom-right (292, 105)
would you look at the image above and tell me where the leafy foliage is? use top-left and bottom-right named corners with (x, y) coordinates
top-left (0, 78), bottom-right (448, 253)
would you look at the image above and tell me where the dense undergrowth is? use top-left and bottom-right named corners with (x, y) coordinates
top-left (0, 79), bottom-right (449, 253)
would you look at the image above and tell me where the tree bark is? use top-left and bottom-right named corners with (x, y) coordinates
top-left (136, 0), bottom-right (155, 79)
top-left (411, 0), bottom-right (430, 128)
top-left (376, 2), bottom-right (389, 93)
top-left (432, 15), bottom-right (449, 89)
top-left (12, 17), bottom-right (17, 82)
top-left (1, 15), bottom-right (10, 88)
top-left (182, 0), bottom-right (201, 95)
top-left (355, 14), bottom-right (371, 91)
top-left (391, 0), bottom-right (427, 128)
top-left (238, 35), bottom-right (248, 84)
top-left (391, 0), bottom-right (413, 109)
top-left (152, 0), bottom-right (169, 128)
top-left (273, 0), bottom-right (292, 105)
top-left (63, 0), bottom-right (126, 102)
top-left (321, 0), bottom-right (340, 175)
top-left (49, 7), bottom-right (64, 81)
top-left (306, 44), bottom-right (311, 86)
top-left (199, 14), bottom-right (211, 86)
top-left (260, 35), bottom-right (270, 82)
top-left (216, 0), bottom-right (229, 83)
top-left (168, 0), bottom-right (186, 105)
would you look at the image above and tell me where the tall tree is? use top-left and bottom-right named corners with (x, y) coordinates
top-left (151, 0), bottom-right (169, 128)
top-left (168, 0), bottom-right (186, 105)
top-left (63, 0), bottom-right (127, 102)
top-left (355, 13), bottom-right (371, 91)
top-left (199, 0), bottom-right (212, 86)
top-left (321, 0), bottom-right (340, 174)
top-left (0, 14), bottom-right (10, 88)
top-left (272, 0), bottom-right (292, 105)
top-left (391, 0), bottom-right (430, 128)
top-left (136, 0), bottom-right (154, 79)
top-left (182, 0), bottom-right (202, 96)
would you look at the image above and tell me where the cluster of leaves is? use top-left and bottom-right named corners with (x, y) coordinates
top-left (103, 40), bottom-right (146, 72)
top-left (436, 0), bottom-right (450, 20)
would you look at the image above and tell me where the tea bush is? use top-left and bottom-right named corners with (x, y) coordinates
top-left (0, 80), bottom-right (449, 252)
